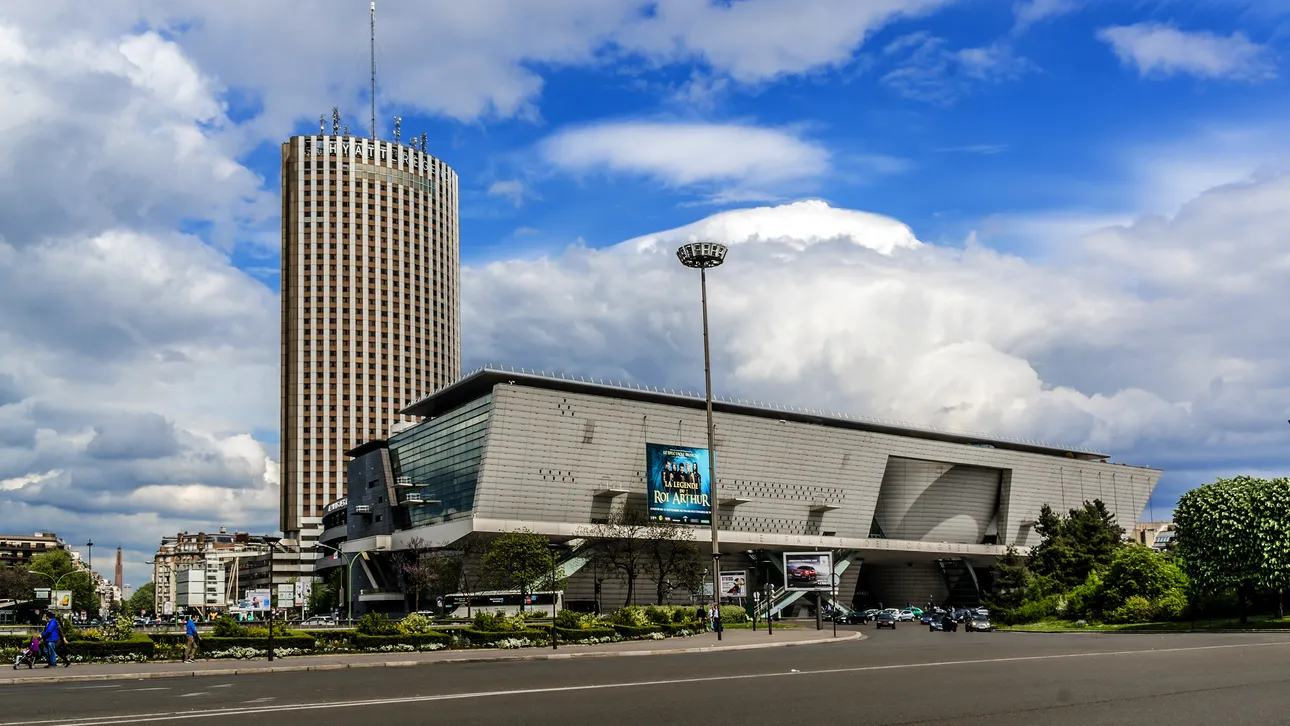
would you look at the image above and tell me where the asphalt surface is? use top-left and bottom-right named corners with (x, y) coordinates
top-left (5, 625), bottom-right (1290, 725)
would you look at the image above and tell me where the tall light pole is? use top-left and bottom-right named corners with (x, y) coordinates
top-left (676, 241), bottom-right (729, 641)
top-left (86, 540), bottom-right (94, 574)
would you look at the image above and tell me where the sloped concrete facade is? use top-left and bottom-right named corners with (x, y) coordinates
top-left (341, 369), bottom-right (1160, 611)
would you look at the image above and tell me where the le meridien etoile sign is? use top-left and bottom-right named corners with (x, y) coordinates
top-left (304, 137), bottom-right (430, 171)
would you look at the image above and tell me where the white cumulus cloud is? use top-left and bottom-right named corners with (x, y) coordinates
top-left (1098, 23), bottom-right (1276, 81)
top-left (463, 177), bottom-right (1290, 507)
top-left (541, 121), bottom-right (831, 201)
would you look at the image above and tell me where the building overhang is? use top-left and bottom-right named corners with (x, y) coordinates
top-left (366, 517), bottom-right (1029, 559)
top-left (401, 367), bottom-right (1120, 463)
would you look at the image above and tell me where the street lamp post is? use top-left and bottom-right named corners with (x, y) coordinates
top-left (264, 537), bottom-right (279, 661)
top-left (831, 573), bottom-right (839, 638)
top-left (262, 537), bottom-right (296, 662)
top-left (676, 241), bottom-right (728, 642)
top-left (547, 542), bottom-right (560, 651)
top-left (86, 540), bottom-right (94, 574)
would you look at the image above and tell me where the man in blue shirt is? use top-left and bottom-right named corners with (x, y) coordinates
top-left (40, 611), bottom-right (61, 667)
top-left (184, 614), bottom-right (199, 662)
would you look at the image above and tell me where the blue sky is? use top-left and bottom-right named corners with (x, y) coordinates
top-left (3, 0), bottom-right (1290, 586)
top-left (216, 0), bottom-right (1290, 267)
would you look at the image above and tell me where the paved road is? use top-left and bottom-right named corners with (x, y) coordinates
top-left (5, 626), bottom-right (1290, 725)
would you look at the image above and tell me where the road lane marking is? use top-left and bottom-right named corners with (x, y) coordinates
top-left (176, 693), bottom-right (210, 698)
top-left (6, 639), bottom-right (1290, 726)
top-left (69, 686), bottom-right (121, 690)
top-left (120, 688), bottom-right (169, 692)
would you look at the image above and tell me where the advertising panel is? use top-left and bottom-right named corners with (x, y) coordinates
top-left (293, 580), bottom-right (312, 607)
top-left (646, 443), bottom-right (712, 525)
top-left (783, 552), bottom-right (833, 591)
top-left (51, 590), bottom-right (72, 609)
top-left (719, 571), bottom-right (748, 598)
top-left (277, 584), bottom-right (294, 607)
top-left (245, 589), bottom-right (271, 611)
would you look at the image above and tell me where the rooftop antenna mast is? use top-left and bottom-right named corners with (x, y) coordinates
top-left (370, 1), bottom-right (377, 140)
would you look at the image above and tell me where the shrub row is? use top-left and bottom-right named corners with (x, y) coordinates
top-left (612, 624), bottom-right (662, 638)
top-left (554, 626), bottom-right (616, 641)
top-left (65, 635), bottom-right (156, 659)
top-left (461, 628), bottom-right (551, 645)
top-left (0, 634), bottom-right (30, 650)
top-left (198, 635), bottom-right (317, 651)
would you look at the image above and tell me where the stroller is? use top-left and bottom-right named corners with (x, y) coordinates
top-left (12, 636), bottom-right (40, 670)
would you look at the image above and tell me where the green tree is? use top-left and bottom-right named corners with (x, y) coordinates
top-left (481, 530), bottom-right (555, 612)
top-left (27, 549), bottom-right (99, 615)
top-left (127, 581), bottom-right (156, 616)
top-left (1029, 500), bottom-right (1124, 590)
top-left (644, 517), bottom-right (702, 605)
top-left (579, 502), bottom-right (651, 607)
top-left (307, 569), bottom-right (345, 616)
top-left (1175, 476), bottom-right (1262, 623)
top-left (1251, 477), bottom-right (1290, 618)
top-left (393, 537), bottom-right (439, 612)
top-left (0, 566), bottom-right (37, 601)
top-left (1097, 545), bottom-right (1187, 615)
top-left (984, 546), bottom-right (1031, 622)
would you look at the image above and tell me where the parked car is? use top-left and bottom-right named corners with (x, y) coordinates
top-left (897, 609), bottom-right (917, 622)
top-left (787, 565), bottom-right (818, 587)
top-left (907, 607), bottom-right (924, 618)
top-left (830, 610), bottom-right (868, 625)
top-left (966, 615), bottom-right (994, 632)
top-left (301, 615), bottom-right (337, 627)
top-left (874, 611), bottom-right (897, 629)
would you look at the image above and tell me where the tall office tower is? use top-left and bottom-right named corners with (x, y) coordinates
top-left (279, 126), bottom-right (461, 550)
top-left (114, 547), bottom-right (123, 592)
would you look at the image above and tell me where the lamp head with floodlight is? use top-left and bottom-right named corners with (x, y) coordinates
top-left (676, 242), bottom-right (729, 269)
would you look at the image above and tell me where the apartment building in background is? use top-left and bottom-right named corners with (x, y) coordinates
top-left (0, 532), bottom-right (70, 568)
top-left (279, 117), bottom-right (461, 567)
top-left (152, 529), bottom-right (275, 615)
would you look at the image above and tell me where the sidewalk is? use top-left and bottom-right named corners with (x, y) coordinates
top-left (1, 627), bottom-right (862, 685)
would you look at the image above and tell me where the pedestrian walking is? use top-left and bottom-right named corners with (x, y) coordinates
top-left (711, 603), bottom-right (722, 634)
top-left (184, 613), bottom-right (200, 663)
top-left (696, 605), bottom-right (707, 631)
top-left (39, 612), bottom-right (61, 668)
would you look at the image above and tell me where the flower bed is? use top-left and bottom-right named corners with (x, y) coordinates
top-left (352, 632), bottom-right (452, 650)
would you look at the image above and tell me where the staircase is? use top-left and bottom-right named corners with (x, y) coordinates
top-left (748, 551), bottom-right (859, 619)
top-left (936, 558), bottom-right (980, 608)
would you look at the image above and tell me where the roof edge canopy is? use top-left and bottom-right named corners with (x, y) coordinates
top-left (400, 366), bottom-right (1121, 463)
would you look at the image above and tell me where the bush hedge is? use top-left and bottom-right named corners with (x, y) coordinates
top-left (196, 635), bottom-right (316, 651)
top-left (612, 624), bottom-right (663, 638)
top-left (462, 628), bottom-right (550, 645)
top-left (0, 634), bottom-right (31, 650)
top-left (65, 634), bottom-right (156, 660)
top-left (554, 626), bottom-right (616, 641)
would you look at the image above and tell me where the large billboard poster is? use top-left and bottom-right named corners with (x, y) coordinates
top-left (783, 552), bottom-right (833, 591)
top-left (720, 571), bottom-right (748, 598)
top-left (245, 589), bottom-right (271, 611)
top-left (51, 590), bottom-right (72, 609)
top-left (646, 443), bottom-right (712, 525)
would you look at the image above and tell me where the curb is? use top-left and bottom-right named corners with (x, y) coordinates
top-left (1001, 629), bottom-right (1287, 635)
top-left (0, 632), bottom-right (863, 686)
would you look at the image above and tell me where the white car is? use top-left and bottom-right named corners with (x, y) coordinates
top-left (301, 616), bottom-right (337, 627)
top-left (897, 609), bottom-right (917, 622)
